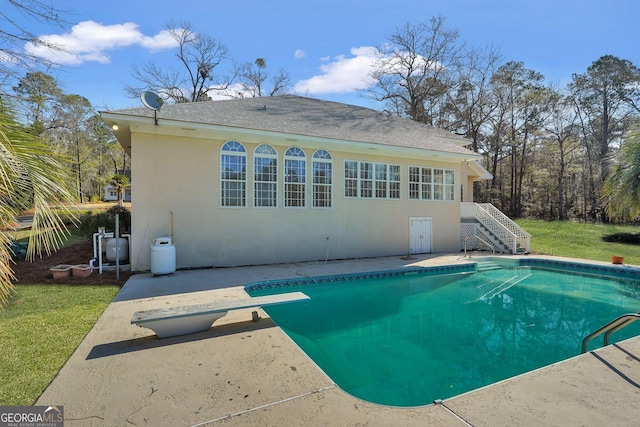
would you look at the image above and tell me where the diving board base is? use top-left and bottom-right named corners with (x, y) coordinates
top-left (138, 312), bottom-right (229, 339)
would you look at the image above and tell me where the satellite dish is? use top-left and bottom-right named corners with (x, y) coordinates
top-left (140, 91), bottom-right (163, 125)
top-left (140, 91), bottom-right (164, 111)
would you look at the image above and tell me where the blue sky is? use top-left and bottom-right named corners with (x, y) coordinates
top-left (13, 0), bottom-right (640, 110)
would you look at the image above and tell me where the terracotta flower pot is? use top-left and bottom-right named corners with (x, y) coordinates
top-left (72, 264), bottom-right (93, 278)
top-left (50, 264), bottom-right (73, 279)
top-left (612, 256), bottom-right (624, 265)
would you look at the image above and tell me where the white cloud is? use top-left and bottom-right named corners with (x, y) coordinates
top-left (294, 46), bottom-right (378, 94)
top-left (294, 49), bottom-right (307, 59)
top-left (24, 21), bottom-right (179, 65)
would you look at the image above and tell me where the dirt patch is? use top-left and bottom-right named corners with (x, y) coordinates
top-left (12, 240), bottom-right (133, 286)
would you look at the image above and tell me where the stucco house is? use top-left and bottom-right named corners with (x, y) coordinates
top-left (101, 95), bottom-right (528, 272)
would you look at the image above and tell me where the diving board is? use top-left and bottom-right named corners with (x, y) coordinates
top-left (131, 291), bottom-right (310, 338)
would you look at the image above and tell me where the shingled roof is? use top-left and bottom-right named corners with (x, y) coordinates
top-left (103, 95), bottom-right (478, 158)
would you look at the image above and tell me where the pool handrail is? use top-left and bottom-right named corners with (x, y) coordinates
top-left (581, 312), bottom-right (640, 353)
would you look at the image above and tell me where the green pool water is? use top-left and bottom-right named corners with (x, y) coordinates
top-left (247, 263), bottom-right (640, 406)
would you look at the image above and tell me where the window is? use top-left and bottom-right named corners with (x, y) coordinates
top-left (284, 147), bottom-right (306, 207)
top-left (360, 162), bottom-right (373, 198)
top-left (445, 170), bottom-right (455, 200)
top-left (389, 165), bottom-right (401, 199)
top-left (254, 144), bottom-right (277, 207)
top-left (220, 141), bottom-right (247, 207)
top-left (344, 160), bottom-right (401, 199)
top-left (375, 164), bottom-right (387, 198)
top-left (312, 149), bottom-right (332, 208)
top-left (344, 161), bottom-right (358, 197)
top-left (409, 166), bottom-right (455, 201)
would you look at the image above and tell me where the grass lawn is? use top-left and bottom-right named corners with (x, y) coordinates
top-left (0, 285), bottom-right (119, 406)
top-left (516, 219), bottom-right (640, 266)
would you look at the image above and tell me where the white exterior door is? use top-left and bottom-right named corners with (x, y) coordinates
top-left (410, 217), bottom-right (432, 254)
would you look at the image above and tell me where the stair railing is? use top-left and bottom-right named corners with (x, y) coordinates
top-left (474, 204), bottom-right (518, 253)
top-left (581, 313), bottom-right (640, 353)
top-left (477, 203), bottom-right (531, 252)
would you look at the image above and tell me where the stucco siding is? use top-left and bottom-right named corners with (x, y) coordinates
top-left (129, 133), bottom-right (462, 271)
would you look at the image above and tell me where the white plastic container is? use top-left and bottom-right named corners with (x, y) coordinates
top-left (151, 236), bottom-right (176, 275)
top-left (106, 237), bottom-right (129, 262)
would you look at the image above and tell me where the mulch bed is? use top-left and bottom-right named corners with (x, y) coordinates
top-left (12, 240), bottom-right (133, 286)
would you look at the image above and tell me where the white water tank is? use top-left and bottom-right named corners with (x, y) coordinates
top-left (106, 237), bottom-right (129, 262)
top-left (151, 236), bottom-right (176, 276)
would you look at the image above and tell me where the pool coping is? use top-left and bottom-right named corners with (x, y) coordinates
top-left (244, 255), bottom-right (640, 293)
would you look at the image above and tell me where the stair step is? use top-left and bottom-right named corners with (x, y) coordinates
top-left (476, 261), bottom-right (501, 272)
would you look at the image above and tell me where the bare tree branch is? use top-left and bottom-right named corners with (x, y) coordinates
top-left (124, 20), bottom-right (230, 103)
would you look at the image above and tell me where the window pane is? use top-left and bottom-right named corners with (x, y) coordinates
top-left (445, 185), bottom-right (455, 201)
top-left (422, 183), bottom-right (432, 200)
top-left (254, 182), bottom-right (276, 206)
top-left (345, 161), bottom-right (358, 178)
top-left (445, 170), bottom-right (455, 185)
top-left (423, 168), bottom-right (432, 183)
top-left (360, 180), bottom-right (372, 198)
top-left (360, 162), bottom-right (373, 179)
top-left (389, 182), bottom-right (400, 199)
top-left (222, 181), bottom-right (246, 207)
top-left (434, 169), bottom-right (444, 184)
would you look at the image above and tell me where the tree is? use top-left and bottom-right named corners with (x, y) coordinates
top-left (542, 90), bottom-right (580, 220)
top-left (570, 56), bottom-right (640, 182)
top-left (227, 58), bottom-right (292, 98)
top-left (125, 21), bottom-right (230, 103)
top-left (0, 102), bottom-right (76, 306)
top-left (368, 17), bottom-right (464, 125)
top-left (12, 71), bottom-right (63, 135)
top-left (0, 1), bottom-right (69, 87)
top-left (109, 174), bottom-right (129, 207)
top-left (487, 61), bottom-right (546, 216)
top-left (601, 125), bottom-right (640, 222)
top-left (444, 44), bottom-right (502, 152)
top-left (48, 94), bottom-right (95, 202)
top-left (569, 56), bottom-right (640, 221)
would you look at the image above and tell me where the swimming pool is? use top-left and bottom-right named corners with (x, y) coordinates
top-left (245, 258), bottom-right (640, 407)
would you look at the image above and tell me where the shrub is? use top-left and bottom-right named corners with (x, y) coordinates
top-left (602, 233), bottom-right (640, 244)
top-left (9, 240), bottom-right (28, 260)
top-left (78, 205), bottom-right (131, 239)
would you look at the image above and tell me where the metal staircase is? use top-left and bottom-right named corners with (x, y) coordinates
top-left (461, 203), bottom-right (531, 255)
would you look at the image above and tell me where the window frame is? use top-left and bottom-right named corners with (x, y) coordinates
top-left (408, 166), bottom-right (456, 201)
top-left (312, 149), bottom-right (333, 209)
top-left (253, 144), bottom-right (278, 208)
top-left (284, 146), bottom-right (307, 208)
top-left (220, 140), bottom-right (247, 208)
top-left (344, 160), bottom-right (401, 199)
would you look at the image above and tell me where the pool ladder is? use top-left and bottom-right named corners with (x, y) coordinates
top-left (581, 312), bottom-right (640, 353)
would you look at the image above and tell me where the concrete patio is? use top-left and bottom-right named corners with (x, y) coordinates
top-left (36, 254), bottom-right (640, 426)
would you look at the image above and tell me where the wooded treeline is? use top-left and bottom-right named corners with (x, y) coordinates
top-left (367, 18), bottom-right (640, 222)
top-left (2, 15), bottom-right (639, 221)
